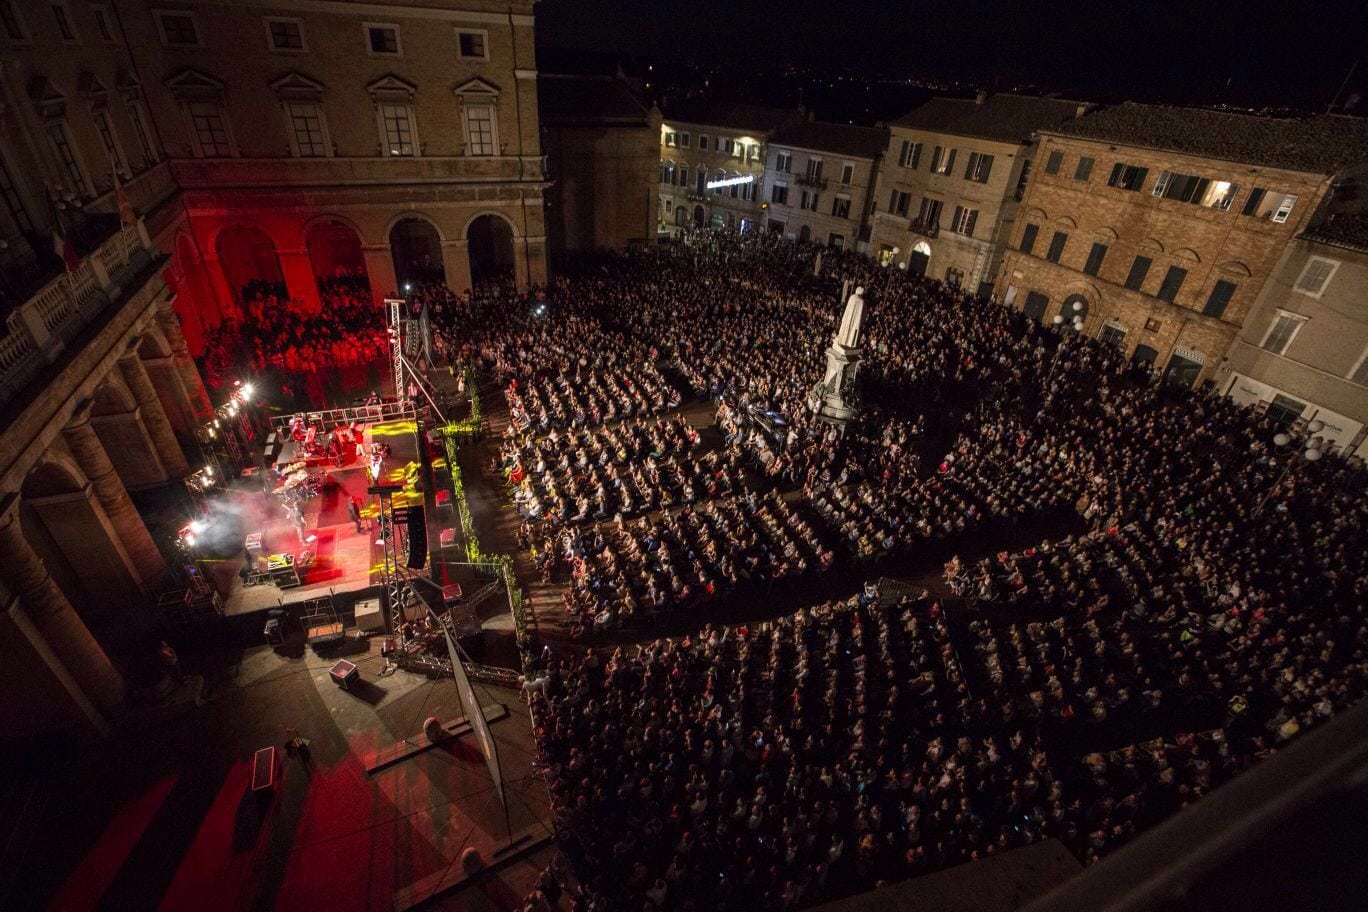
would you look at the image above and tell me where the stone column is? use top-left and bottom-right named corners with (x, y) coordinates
top-left (363, 245), bottom-right (398, 303)
top-left (0, 493), bottom-right (124, 714)
top-left (64, 402), bottom-right (165, 588)
top-left (142, 356), bottom-right (195, 435)
top-left (120, 346), bottom-right (190, 477)
top-left (441, 240), bottom-right (472, 295)
top-left (278, 249), bottom-right (323, 313)
top-left (157, 297), bottom-right (214, 423)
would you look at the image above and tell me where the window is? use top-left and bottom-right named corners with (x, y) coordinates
top-left (457, 29), bottom-right (488, 60)
top-left (1100, 323), bottom-right (1127, 347)
top-left (1349, 347), bottom-right (1368, 386)
top-left (1294, 257), bottom-right (1339, 298)
top-left (898, 140), bottom-right (921, 169)
top-left (266, 18), bottom-right (305, 51)
top-left (741, 179), bottom-right (757, 202)
top-left (1014, 159), bottom-right (1032, 199)
top-left (1044, 150), bottom-right (1063, 175)
top-left (748, 144), bottom-right (760, 162)
top-left (92, 109), bottom-right (127, 177)
top-left (50, 3), bottom-right (76, 41)
top-left (664, 131), bottom-right (676, 147)
top-left (1019, 223), bottom-right (1039, 255)
top-left (1265, 394), bottom-right (1307, 428)
top-left (284, 102), bottom-right (328, 157)
top-left (1144, 317), bottom-right (1162, 333)
top-left (127, 102), bottom-right (157, 164)
top-left (0, 153), bottom-right (34, 232)
top-left (805, 158), bottom-right (823, 180)
top-left (840, 162), bottom-right (854, 185)
top-left (832, 195), bottom-right (851, 219)
top-left (771, 181), bottom-right (789, 206)
top-left (1151, 171), bottom-right (1239, 209)
top-left (799, 189), bottom-right (819, 211)
top-left (1123, 256), bottom-right (1152, 291)
top-left (365, 22), bottom-right (400, 55)
top-left (1045, 230), bottom-right (1067, 262)
top-left (0, 1), bottom-right (26, 41)
top-left (1082, 242), bottom-right (1107, 276)
top-left (679, 132), bottom-right (690, 149)
top-left (952, 205), bottom-right (979, 237)
top-left (1261, 311), bottom-right (1305, 355)
top-left (964, 152), bottom-right (993, 183)
top-left (188, 102), bottom-right (233, 157)
top-left (463, 103), bottom-right (496, 156)
top-left (694, 167), bottom-right (705, 194)
top-left (1074, 156), bottom-right (1094, 181)
top-left (916, 196), bottom-right (941, 226)
top-left (945, 266), bottom-right (963, 287)
top-left (1200, 180), bottom-right (1239, 210)
top-left (930, 146), bottom-right (956, 175)
top-left (1242, 188), bottom-right (1297, 222)
top-left (660, 162), bottom-right (674, 184)
top-left (1203, 279), bottom-right (1236, 318)
top-left (47, 121), bottom-right (90, 196)
top-left (775, 150), bottom-right (791, 173)
top-left (156, 10), bottom-right (198, 46)
top-left (1107, 162), bottom-right (1149, 191)
top-left (1156, 266), bottom-right (1187, 302)
top-left (733, 141), bottom-right (745, 161)
top-left (698, 135), bottom-right (709, 151)
top-left (828, 233), bottom-right (844, 249)
top-left (91, 4), bottom-right (114, 42)
top-left (887, 189), bottom-right (909, 217)
top-left (379, 103), bottom-right (415, 156)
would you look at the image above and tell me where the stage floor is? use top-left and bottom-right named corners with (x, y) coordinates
top-left (208, 420), bottom-right (424, 617)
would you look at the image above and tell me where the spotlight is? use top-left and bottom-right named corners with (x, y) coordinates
top-left (190, 519), bottom-right (206, 535)
top-left (203, 475), bottom-right (215, 488)
top-left (240, 383), bottom-right (254, 401)
top-left (404, 283), bottom-right (412, 292)
top-left (213, 418), bottom-right (221, 428)
top-left (184, 534), bottom-right (196, 547)
top-left (204, 464), bottom-right (213, 476)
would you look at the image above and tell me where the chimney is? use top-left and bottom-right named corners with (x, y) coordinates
top-left (975, 91), bottom-right (988, 105)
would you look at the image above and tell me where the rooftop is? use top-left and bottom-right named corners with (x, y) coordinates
top-left (769, 120), bottom-right (890, 159)
top-left (1301, 213), bottom-right (1368, 254)
top-left (1051, 102), bottom-right (1368, 174)
top-left (537, 74), bottom-right (653, 127)
top-left (661, 99), bottom-right (798, 134)
top-left (892, 93), bottom-right (1089, 144)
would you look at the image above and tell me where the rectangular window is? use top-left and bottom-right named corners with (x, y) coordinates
top-left (0, 153), bottom-right (34, 232)
top-left (930, 146), bottom-right (956, 174)
top-left (1107, 162), bottom-right (1149, 191)
top-left (365, 23), bottom-right (400, 55)
top-left (805, 158), bottom-right (823, 180)
top-left (664, 131), bottom-right (676, 147)
top-left (916, 196), bottom-right (940, 226)
top-left (1100, 323), bottom-right (1127, 348)
top-left (748, 144), bottom-right (760, 162)
top-left (1014, 159), bottom-right (1032, 199)
top-left (379, 103), bottom-right (415, 156)
top-left (801, 189), bottom-right (820, 211)
top-left (266, 18), bottom-right (305, 51)
top-left (1261, 312), bottom-right (1304, 355)
top-left (1199, 180), bottom-right (1238, 210)
top-left (91, 4), bottom-right (113, 42)
top-left (832, 195), bottom-right (851, 219)
top-left (889, 190), bottom-right (910, 217)
top-left (157, 11), bottom-right (198, 46)
top-left (775, 150), bottom-right (791, 172)
top-left (92, 109), bottom-right (126, 177)
top-left (1156, 265), bottom-right (1187, 302)
top-left (698, 135), bottom-right (709, 151)
top-left (1242, 188), bottom-right (1298, 222)
top-left (1124, 255), bottom-right (1152, 291)
top-left (1082, 242), bottom-right (1107, 276)
top-left (188, 102), bottom-right (232, 157)
top-left (679, 132), bottom-right (690, 149)
top-left (828, 233), bottom-right (845, 249)
top-left (771, 181), bottom-right (788, 205)
top-left (464, 104), bottom-right (496, 156)
top-left (1045, 230), bottom-right (1067, 263)
top-left (951, 205), bottom-right (978, 237)
top-left (1074, 156), bottom-right (1094, 181)
top-left (0, 1), bottom-right (26, 41)
top-left (1203, 279), bottom-right (1236, 318)
top-left (1044, 149), bottom-right (1063, 175)
top-left (1294, 257), bottom-right (1339, 297)
top-left (285, 102), bottom-right (327, 157)
top-left (50, 3), bottom-right (76, 41)
top-left (457, 29), bottom-right (487, 59)
top-left (128, 102), bottom-right (157, 164)
top-left (1349, 348), bottom-right (1368, 386)
top-left (1019, 223), bottom-right (1039, 255)
top-left (840, 162), bottom-right (854, 184)
top-left (47, 121), bottom-right (89, 196)
top-left (898, 139), bottom-right (921, 168)
top-left (964, 152), bottom-right (994, 183)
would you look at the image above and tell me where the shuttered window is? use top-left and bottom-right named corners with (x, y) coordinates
top-left (1019, 223), bottom-right (1039, 255)
top-left (1156, 266), bottom-right (1187, 303)
top-left (1203, 280), bottom-right (1236, 318)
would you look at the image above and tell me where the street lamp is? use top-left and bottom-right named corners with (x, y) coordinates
top-left (1258, 420), bottom-right (1326, 513)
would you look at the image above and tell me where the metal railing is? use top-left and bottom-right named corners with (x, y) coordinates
top-left (267, 399), bottom-right (415, 433)
top-left (909, 217), bottom-right (940, 238)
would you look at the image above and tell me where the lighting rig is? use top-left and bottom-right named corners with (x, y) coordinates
top-left (192, 379), bottom-right (259, 494)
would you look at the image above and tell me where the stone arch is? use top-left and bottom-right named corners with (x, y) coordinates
top-left (23, 455), bottom-right (87, 497)
top-left (465, 211), bottom-right (516, 287)
top-left (1217, 260), bottom-right (1253, 277)
top-left (19, 457), bottom-right (99, 606)
top-left (215, 223), bottom-right (286, 306)
top-left (1138, 237), bottom-right (1165, 254)
top-left (304, 215), bottom-right (370, 294)
top-left (1054, 215), bottom-right (1078, 229)
top-left (91, 378), bottom-right (135, 416)
top-left (1173, 247), bottom-right (1202, 263)
top-left (1024, 206), bottom-right (1048, 222)
top-left (388, 213), bottom-right (446, 289)
top-left (137, 327), bottom-right (173, 360)
top-left (90, 378), bottom-right (168, 489)
top-left (1096, 227), bottom-right (1120, 240)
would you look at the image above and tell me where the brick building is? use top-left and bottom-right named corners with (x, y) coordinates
top-left (760, 119), bottom-right (888, 252)
top-left (658, 101), bottom-right (801, 235)
top-left (997, 103), bottom-right (1368, 387)
top-left (1219, 213), bottom-right (1368, 456)
top-left (539, 73), bottom-right (660, 264)
top-left (870, 93), bottom-right (1089, 296)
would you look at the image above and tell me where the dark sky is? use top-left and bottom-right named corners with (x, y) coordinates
top-left (535, 0), bottom-right (1368, 112)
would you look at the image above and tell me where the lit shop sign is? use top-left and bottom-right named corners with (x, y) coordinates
top-left (705, 174), bottom-right (755, 189)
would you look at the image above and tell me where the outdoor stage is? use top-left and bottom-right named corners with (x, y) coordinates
top-left (201, 415), bottom-right (426, 617)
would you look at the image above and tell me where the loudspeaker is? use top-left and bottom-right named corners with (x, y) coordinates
top-left (406, 504), bottom-right (427, 569)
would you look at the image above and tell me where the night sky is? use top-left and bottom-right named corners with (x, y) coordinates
top-left (536, 0), bottom-right (1368, 114)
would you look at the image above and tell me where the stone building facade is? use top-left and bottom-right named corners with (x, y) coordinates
top-left (760, 120), bottom-right (887, 252)
top-left (870, 94), bottom-right (1089, 296)
top-left (658, 101), bottom-right (800, 235)
top-left (539, 73), bottom-right (660, 264)
top-left (996, 103), bottom-right (1368, 387)
top-left (1219, 214), bottom-right (1368, 457)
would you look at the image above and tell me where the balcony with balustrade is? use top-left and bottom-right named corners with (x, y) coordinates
top-left (909, 217), bottom-right (940, 239)
top-left (796, 173), bottom-right (829, 190)
top-left (0, 218), bottom-right (161, 411)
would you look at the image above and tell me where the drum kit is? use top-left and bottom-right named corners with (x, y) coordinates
top-left (273, 461), bottom-right (324, 509)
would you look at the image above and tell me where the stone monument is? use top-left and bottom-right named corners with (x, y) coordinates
top-left (807, 282), bottom-right (865, 428)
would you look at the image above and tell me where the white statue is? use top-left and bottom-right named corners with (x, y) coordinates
top-left (836, 286), bottom-right (865, 349)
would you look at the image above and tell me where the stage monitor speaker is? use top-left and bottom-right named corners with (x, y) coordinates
top-left (406, 505), bottom-right (427, 569)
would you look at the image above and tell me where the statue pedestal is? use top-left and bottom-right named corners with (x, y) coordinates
top-left (808, 342), bottom-right (861, 428)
